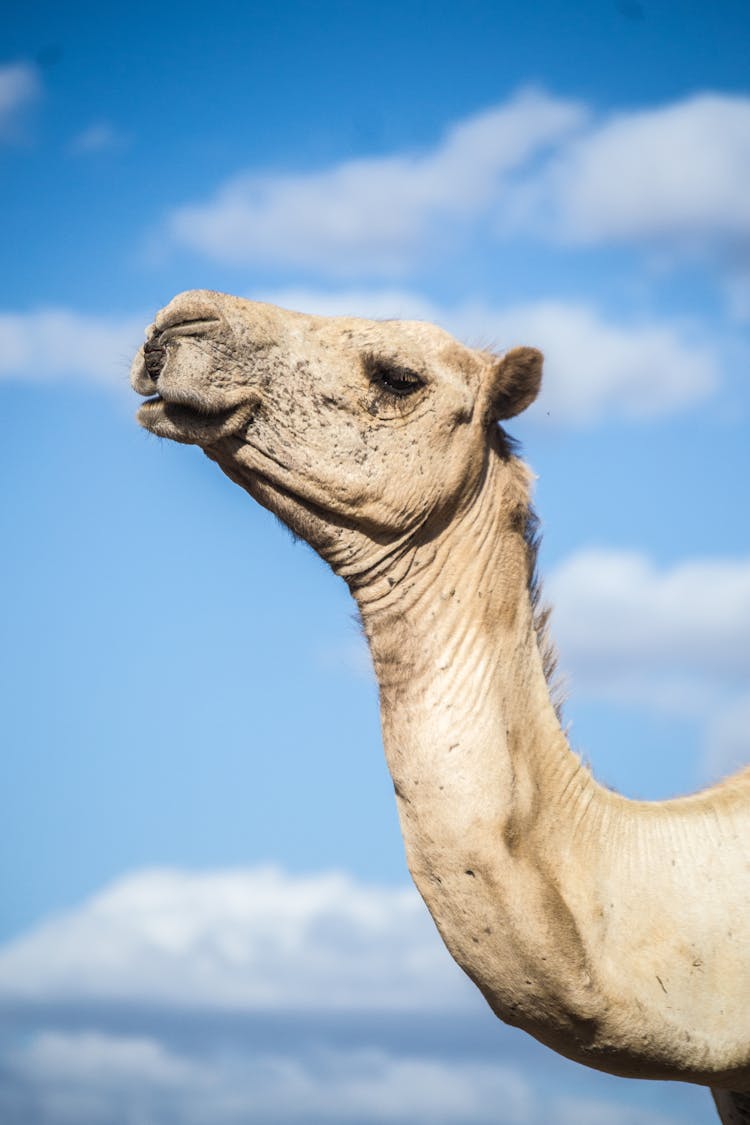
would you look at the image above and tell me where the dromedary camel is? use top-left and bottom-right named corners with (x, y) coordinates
top-left (131, 289), bottom-right (750, 1124)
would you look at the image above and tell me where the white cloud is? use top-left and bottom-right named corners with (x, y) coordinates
top-left (264, 288), bottom-right (720, 426)
top-left (0, 866), bottom-right (470, 1013)
top-left (524, 93), bottom-right (750, 256)
top-left (0, 61), bottom-right (40, 139)
top-left (167, 89), bottom-right (586, 276)
top-left (164, 89), bottom-right (750, 279)
top-left (548, 549), bottom-right (750, 717)
top-left (0, 309), bottom-right (145, 388)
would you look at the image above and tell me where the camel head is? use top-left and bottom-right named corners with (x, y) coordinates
top-left (130, 289), bottom-right (542, 581)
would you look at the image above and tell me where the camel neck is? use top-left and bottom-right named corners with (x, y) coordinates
top-left (352, 452), bottom-right (750, 1080)
top-left (351, 451), bottom-right (604, 1038)
top-left (353, 451), bottom-right (588, 859)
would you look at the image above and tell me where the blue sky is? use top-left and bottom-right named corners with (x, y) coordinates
top-left (1, 2), bottom-right (749, 1122)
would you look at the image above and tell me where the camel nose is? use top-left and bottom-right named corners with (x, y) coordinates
top-left (143, 334), bottom-right (167, 383)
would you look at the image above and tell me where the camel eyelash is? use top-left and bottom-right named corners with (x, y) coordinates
top-left (362, 352), bottom-right (426, 398)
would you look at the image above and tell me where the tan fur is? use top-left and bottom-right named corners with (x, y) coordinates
top-left (131, 291), bottom-right (750, 1122)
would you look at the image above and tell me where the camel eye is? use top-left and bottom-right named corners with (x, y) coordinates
top-left (363, 354), bottom-right (425, 397)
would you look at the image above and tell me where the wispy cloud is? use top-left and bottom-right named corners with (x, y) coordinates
top-left (0, 61), bottom-right (41, 140)
top-left (264, 288), bottom-right (721, 426)
top-left (164, 89), bottom-right (750, 284)
top-left (0, 308), bottom-right (144, 388)
top-left (69, 121), bottom-right (125, 155)
top-left (166, 89), bottom-right (586, 276)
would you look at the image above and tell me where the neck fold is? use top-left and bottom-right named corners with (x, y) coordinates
top-left (355, 450), bottom-right (585, 834)
top-left (352, 452), bottom-right (598, 1034)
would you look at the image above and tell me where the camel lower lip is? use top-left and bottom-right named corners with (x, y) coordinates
top-left (139, 395), bottom-right (229, 421)
top-left (136, 395), bottom-right (253, 442)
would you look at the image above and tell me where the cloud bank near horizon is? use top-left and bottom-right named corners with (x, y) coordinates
top-left (1, 1026), bottom-right (689, 1125)
top-left (0, 865), bottom-right (699, 1125)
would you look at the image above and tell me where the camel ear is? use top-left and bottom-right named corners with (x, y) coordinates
top-left (487, 347), bottom-right (543, 421)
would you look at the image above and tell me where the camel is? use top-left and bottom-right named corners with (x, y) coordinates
top-left (130, 289), bottom-right (750, 1124)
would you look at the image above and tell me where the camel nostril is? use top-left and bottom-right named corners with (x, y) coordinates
top-left (143, 337), bottom-right (167, 382)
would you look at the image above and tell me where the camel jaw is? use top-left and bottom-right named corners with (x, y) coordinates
top-left (135, 392), bottom-right (259, 447)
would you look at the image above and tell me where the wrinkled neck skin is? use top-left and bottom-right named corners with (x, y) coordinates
top-left (339, 448), bottom-right (750, 1091)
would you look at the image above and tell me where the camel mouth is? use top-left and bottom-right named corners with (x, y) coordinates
top-left (136, 393), bottom-right (257, 445)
